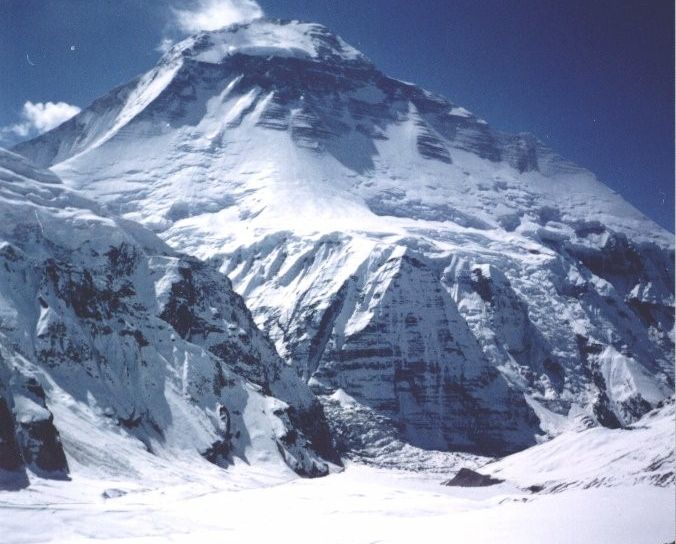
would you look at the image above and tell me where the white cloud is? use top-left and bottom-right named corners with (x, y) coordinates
top-left (156, 37), bottom-right (175, 54)
top-left (1, 101), bottom-right (81, 142)
top-left (21, 101), bottom-right (81, 133)
top-left (172, 0), bottom-right (263, 33)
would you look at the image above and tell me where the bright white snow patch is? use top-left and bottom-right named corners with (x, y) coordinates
top-left (449, 106), bottom-right (473, 118)
top-left (173, 0), bottom-right (264, 33)
top-left (180, 19), bottom-right (366, 63)
top-left (328, 388), bottom-right (359, 408)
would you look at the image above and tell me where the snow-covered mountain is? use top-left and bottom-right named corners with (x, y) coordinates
top-left (13, 19), bottom-right (674, 458)
top-left (0, 147), bottom-right (339, 489)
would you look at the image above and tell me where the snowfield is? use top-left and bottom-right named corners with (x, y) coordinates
top-left (0, 468), bottom-right (672, 544)
top-left (2, 401), bottom-right (674, 543)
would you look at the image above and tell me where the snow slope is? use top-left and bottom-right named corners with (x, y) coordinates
top-left (483, 398), bottom-right (675, 491)
top-left (0, 147), bottom-right (339, 490)
top-left (13, 18), bottom-right (674, 457)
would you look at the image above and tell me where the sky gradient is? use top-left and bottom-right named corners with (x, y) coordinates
top-left (1, 0), bottom-right (673, 230)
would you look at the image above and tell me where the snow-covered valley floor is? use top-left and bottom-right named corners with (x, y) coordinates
top-left (1, 462), bottom-right (673, 544)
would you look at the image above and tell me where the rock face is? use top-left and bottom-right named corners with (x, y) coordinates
top-left (0, 340), bottom-right (69, 489)
top-left (442, 468), bottom-right (504, 487)
top-left (0, 379), bottom-right (30, 489)
top-left (12, 373), bottom-right (70, 480)
top-left (13, 19), bottom-right (674, 459)
top-left (304, 248), bottom-right (539, 455)
top-left (0, 148), bottom-right (338, 488)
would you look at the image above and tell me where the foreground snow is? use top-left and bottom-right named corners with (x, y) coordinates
top-left (0, 463), bottom-right (672, 544)
top-left (2, 402), bottom-right (673, 543)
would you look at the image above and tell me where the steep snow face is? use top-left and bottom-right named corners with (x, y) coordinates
top-left (0, 148), bottom-right (338, 489)
top-left (15, 19), bottom-right (670, 246)
top-left (13, 19), bottom-right (674, 456)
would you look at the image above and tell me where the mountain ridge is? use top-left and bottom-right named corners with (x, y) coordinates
top-left (0, 147), bottom-right (339, 488)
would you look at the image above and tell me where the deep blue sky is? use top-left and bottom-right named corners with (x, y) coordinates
top-left (1, 0), bottom-right (673, 230)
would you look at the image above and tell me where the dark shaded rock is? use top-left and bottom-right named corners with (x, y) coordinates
top-left (470, 267), bottom-right (493, 303)
top-left (202, 404), bottom-right (232, 467)
top-left (105, 243), bottom-right (140, 277)
top-left (287, 403), bottom-right (342, 466)
top-left (416, 127), bottom-right (452, 163)
top-left (501, 133), bottom-right (539, 173)
top-left (202, 439), bottom-right (231, 467)
top-left (102, 488), bottom-right (127, 499)
top-left (158, 259), bottom-right (271, 387)
top-left (14, 390), bottom-right (69, 481)
top-left (0, 397), bottom-right (24, 472)
top-left (442, 468), bottom-right (504, 487)
top-left (154, 256), bottom-right (341, 473)
top-left (2, 371), bottom-right (68, 485)
top-left (159, 265), bottom-right (217, 339)
top-left (0, 397), bottom-right (29, 490)
top-left (275, 439), bottom-right (329, 478)
top-left (15, 378), bottom-right (69, 480)
top-left (0, 469), bottom-right (30, 491)
top-left (17, 417), bottom-right (69, 479)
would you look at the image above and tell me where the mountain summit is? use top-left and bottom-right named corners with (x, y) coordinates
top-left (13, 18), bottom-right (674, 459)
top-left (174, 19), bottom-right (369, 64)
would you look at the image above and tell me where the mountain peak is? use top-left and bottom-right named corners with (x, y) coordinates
top-left (168, 18), bottom-right (370, 66)
top-left (4, 12), bottom-right (674, 494)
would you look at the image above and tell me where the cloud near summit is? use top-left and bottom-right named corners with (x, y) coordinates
top-left (172, 0), bottom-right (264, 33)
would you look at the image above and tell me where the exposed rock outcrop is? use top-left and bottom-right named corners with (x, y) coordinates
top-left (0, 148), bottom-right (338, 486)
